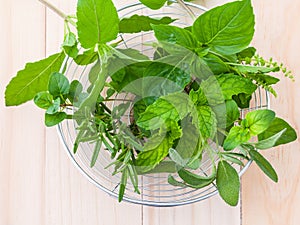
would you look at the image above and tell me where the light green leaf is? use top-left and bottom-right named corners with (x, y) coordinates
top-left (254, 129), bottom-right (286, 150)
top-left (5, 52), bottom-right (65, 106)
top-left (34, 92), bottom-right (53, 109)
top-left (204, 53), bottom-right (230, 74)
top-left (192, 0), bottom-right (254, 54)
top-left (249, 150), bottom-right (278, 182)
top-left (216, 160), bottom-right (240, 206)
top-left (258, 117), bottom-right (297, 146)
top-left (48, 72), bottom-right (70, 98)
top-left (189, 88), bottom-right (208, 106)
top-left (46, 98), bottom-right (61, 115)
top-left (246, 109), bottom-right (275, 135)
top-left (45, 112), bottom-right (67, 127)
top-left (139, 0), bottom-right (167, 10)
top-left (74, 50), bottom-right (98, 66)
top-left (178, 168), bottom-right (216, 189)
top-left (196, 105), bottom-right (217, 138)
top-left (119, 15), bottom-right (175, 33)
top-left (152, 24), bottom-right (199, 50)
top-left (223, 126), bottom-right (250, 151)
top-left (63, 32), bottom-right (77, 47)
top-left (137, 92), bottom-right (192, 130)
top-left (76, 0), bottom-right (119, 48)
top-left (229, 63), bottom-right (279, 74)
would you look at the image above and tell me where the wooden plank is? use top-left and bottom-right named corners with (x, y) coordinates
top-left (0, 0), bottom-right (46, 225)
top-left (44, 0), bottom-right (142, 224)
top-left (242, 0), bottom-right (300, 224)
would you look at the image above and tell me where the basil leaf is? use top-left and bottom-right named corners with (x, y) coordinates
top-left (192, 0), bottom-right (254, 55)
top-left (203, 53), bottom-right (230, 74)
top-left (178, 168), bottom-right (216, 189)
top-left (48, 72), bottom-right (70, 98)
top-left (139, 0), bottom-right (167, 10)
top-left (196, 105), bottom-right (217, 138)
top-left (34, 91), bottom-right (53, 109)
top-left (237, 47), bottom-right (256, 59)
top-left (216, 160), bottom-right (240, 206)
top-left (249, 150), bottom-right (278, 182)
top-left (223, 126), bottom-right (250, 151)
top-left (77, 0), bottom-right (119, 48)
top-left (258, 117), bottom-right (297, 146)
top-left (245, 109), bottom-right (276, 135)
top-left (45, 112), bottom-right (67, 127)
top-left (119, 15), bottom-right (175, 33)
top-left (254, 129), bottom-right (286, 150)
top-left (189, 88), bottom-right (208, 106)
top-left (5, 52), bottom-right (65, 106)
top-left (152, 24), bottom-right (199, 50)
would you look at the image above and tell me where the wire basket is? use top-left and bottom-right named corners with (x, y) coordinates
top-left (57, 1), bottom-right (270, 207)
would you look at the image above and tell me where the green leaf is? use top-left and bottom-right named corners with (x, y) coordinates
top-left (216, 160), bottom-right (240, 206)
top-left (34, 92), bottom-right (53, 109)
top-left (203, 53), bottom-right (230, 74)
top-left (258, 117), bottom-right (297, 146)
top-left (139, 161), bottom-right (177, 174)
top-left (46, 98), bottom-right (61, 114)
top-left (137, 92), bottom-right (192, 130)
top-left (254, 129), bottom-right (286, 150)
top-left (249, 150), bottom-right (278, 182)
top-left (152, 24), bottom-right (199, 50)
top-left (90, 138), bottom-right (102, 167)
top-left (169, 148), bottom-right (188, 167)
top-left (118, 169), bottom-right (128, 202)
top-left (168, 175), bottom-right (186, 187)
top-left (245, 109), bottom-right (276, 135)
top-left (237, 47), bottom-right (256, 59)
top-left (45, 112), bottom-right (67, 127)
top-left (201, 74), bottom-right (257, 106)
top-left (74, 50), bottom-right (98, 65)
top-left (119, 15), bottom-right (175, 33)
top-left (192, 0), bottom-right (254, 55)
top-left (178, 168), bottom-right (216, 188)
top-left (68, 80), bottom-right (83, 103)
top-left (229, 63), bottom-right (280, 74)
top-left (48, 72), bottom-right (70, 98)
top-left (76, 0), bottom-right (119, 48)
top-left (189, 88), bottom-right (208, 106)
top-left (213, 100), bottom-right (240, 128)
top-left (196, 105), bottom-right (217, 138)
top-left (116, 49), bottom-right (149, 61)
top-left (223, 126), bottom-right (251, 151)
top-left (5, 52), bottom-right (65, 106)
top-left (63, 32), bottom-right (77, 47)
top-left (139, 0), bottom-right (167, 10)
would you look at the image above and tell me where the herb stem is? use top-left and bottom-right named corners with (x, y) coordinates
top-left (38, 0), bottom-right (76, 26)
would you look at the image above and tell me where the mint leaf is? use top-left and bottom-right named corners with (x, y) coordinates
top-left (249, 150), bottom-right (278, 182)
top-left (152, 24), bottom-right (199, 50)
top-left (245, 109), bottom-right (275, 135)
top-left (119, 15), bottom-right (175, 33)
top-left (139, 0), bottom-right (167, 10)
top-left (192, 0), bottom-right (254, 54)
top-left (5, 52), bottom-right (65, 106)
top-left (196, 105), bottom-right (217, 138)
top-left (216, 160), bottom-right (240, 206)
top-left (178, 168), bottom-right (216, 188)
top-left (76, 0), bottom-right (119, 48)
top-left (137, 92), bottom-right (192, 130)
top-left (254, 129), bottom-right (286, 150)
top-left (34, 92), bottom-right (53, 109)
top-left (258, 117), bottom-right (297, 146)
top-left (223, 126), bottom-right (250, 151)
top-left (48, 72), bottom-right (70, 98)
top-left (45, 112), bottom-right (67, 127)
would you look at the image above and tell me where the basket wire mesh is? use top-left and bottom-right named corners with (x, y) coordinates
top-left (57, 1), bottom-right (270, 207)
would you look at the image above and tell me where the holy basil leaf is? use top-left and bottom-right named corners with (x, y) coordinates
top-left (249, 150), bottom-right (278, 182)
top-left (196, 105), bottom-right (217, 138)
top-left (45, 112), bottom-right (67, 127)
top-left (223, 126), bottom-right (251, 151)
top-left (216, 160), bottom-right (240, 206)
top-left (192, 0), bottom-right (254, 55)
top-left (139, 0), bottom-right (167, 10)
top-left (5, 52), bottom-right (65, 106)
top-left (137, 92), bottom-right (192, 130)
top-left (245, 109), bottom-right (275, 135)
top-left (48, 72), bottom-right (70, 98)
top-left (34, 92), bottom-right (53, 109)
top-left (258, 117), bottom-right (297, 146)
top-left (76, 0), bottom-right (119, 48)
top-left (119, 15), bottom-right (175, 33)
top-left (178, 168), bottom-right (216, 188)
top-left (254, 129), bottom-right (286, 150)
top-left (152, 24), bottom-right (199, 50)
